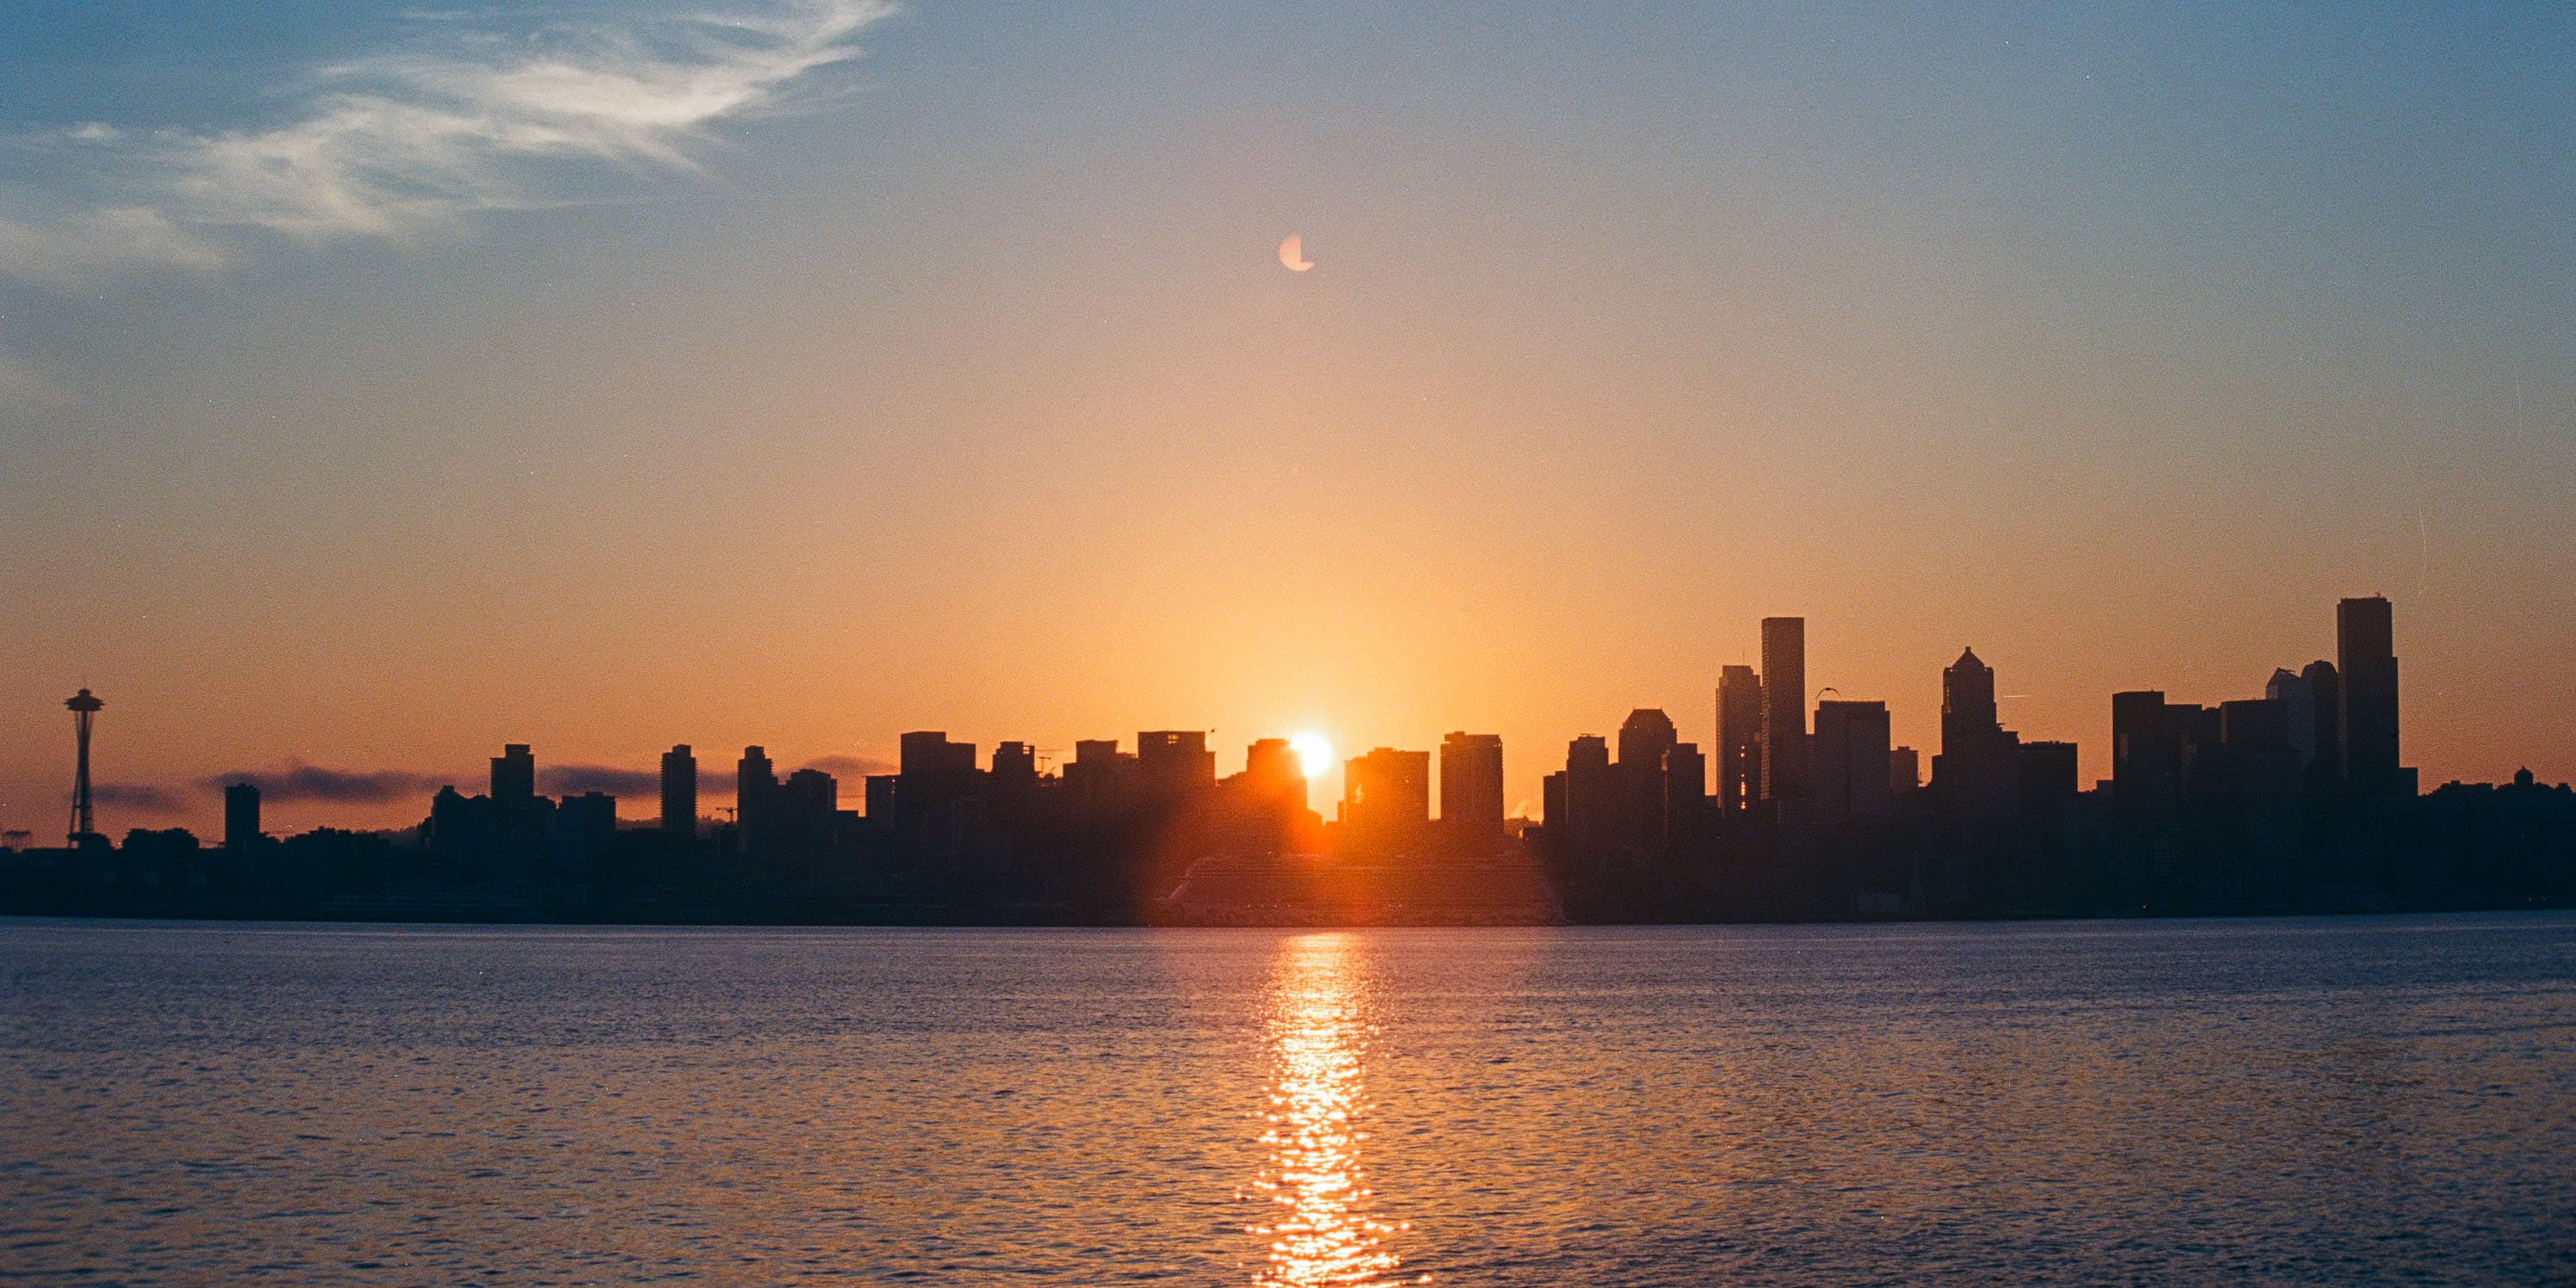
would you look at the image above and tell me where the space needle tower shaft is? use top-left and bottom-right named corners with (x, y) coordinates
top-left (66, 688), bottom-right (103, 844)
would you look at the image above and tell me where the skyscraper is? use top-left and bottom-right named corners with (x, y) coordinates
top-left (660, 744), bottom-right (697, 837)
top-left (1759, 618), bottom-right (1809, 804)
top-left (2265, 669), bottom-right (2315, 767)
top-left (490, 743), bottom-right (536, 804)
top-left (737, 745), bottom-right (779, 854)
top-left (1137, 730), bottom-right (1217, 795)
top-left (1814, 699), bottom-right (1893, 818)
top-left (1340, 747), bottom-right (1430, 855)
top-left (223, 782), bottom-right (261, 853)
top-left (1661, 742), bottom-right (1708, 847)
top-left (1562, 735), bottom-right (1615, 855)
top-left (2302, 659), bottom-right (2342, 787)
top-left (1617, 708), bottom-right (1679, 850)
top-left (1716, 664), bottom-right (1763, 813)
top-left (1616, 709), bottom-right (1677, 776)
top-left (991, 742), bottom-right (1038, 785)
top-left (2111, 689), bottom-right (2172, 823)
top-left (1438, 732), bottom-right (1505, 841)
top-left (1936, 648), bottom-right (2020, 818)
top-left (2337, 595), bottom-right (2406, 799)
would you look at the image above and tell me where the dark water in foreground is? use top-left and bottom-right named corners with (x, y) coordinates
top-left (2, 915), bottom-right (2572, 1285)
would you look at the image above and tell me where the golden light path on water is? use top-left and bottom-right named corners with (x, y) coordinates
top-left (1248, 933), bottom-right (1419, 1287)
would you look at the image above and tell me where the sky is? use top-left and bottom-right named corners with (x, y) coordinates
top-left (2, 1), bottom-right (2572, 836)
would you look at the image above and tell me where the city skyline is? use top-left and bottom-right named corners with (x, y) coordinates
top-left (3, 592), bottom-right (2511, 846)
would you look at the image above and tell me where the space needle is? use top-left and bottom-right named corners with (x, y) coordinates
top-left (66, 688), bottom-right (103, 845)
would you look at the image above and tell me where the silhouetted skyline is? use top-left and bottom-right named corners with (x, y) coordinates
top-left (9, 592), bottom-right (2572, 927)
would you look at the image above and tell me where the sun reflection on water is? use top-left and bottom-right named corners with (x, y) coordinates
top-left (1247, 933), bottom-right (1414, 1287)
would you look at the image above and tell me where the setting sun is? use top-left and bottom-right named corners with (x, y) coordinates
top-left (1289, 733), bottom-right (1334, 781)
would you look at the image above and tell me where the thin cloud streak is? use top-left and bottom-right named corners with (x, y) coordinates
top-left (539, 764), bottom-right (662, 797)
top-left (0, 0), bottom-right (893, 281)
top-left (0, 206), bottom-right (225, 287)
top-left (91, 782), bottom-right (191, 815)
top-left (202, 763), bottom-right (447, 806)
top-left (802, 753), bottom-right (896, 780)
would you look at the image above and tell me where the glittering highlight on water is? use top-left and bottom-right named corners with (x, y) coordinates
top-left (1248, 933), bottom-right (1414, 1286)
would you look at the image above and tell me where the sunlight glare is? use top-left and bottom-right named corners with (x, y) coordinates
top-left (1289, 733), bottom-right (1334, 781)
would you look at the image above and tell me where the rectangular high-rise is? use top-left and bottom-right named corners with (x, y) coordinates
top-left (737, 746), bottom-right (780, 855)
top-left (1759, 618), bottom-right (1809, 803)
top-left (223, 782), bottom-right (261, 852)
top-left (2337, 595), bottom-right (2405, 798)
top-left (1341, 747), bottom-right (1431, 854)
top-left (1438, 732), bottom-right (1505, 839)
top-left (1716, 665), bottom-right (1762, 813)
top-left (660, 744), bottom-right (697, 836)
top-left (1813, 699), bottom-right (1891, 818)
top-left (1137, 730), bottom-right (1217, 794)
top-left (490, 743), bottom-right (536, 803)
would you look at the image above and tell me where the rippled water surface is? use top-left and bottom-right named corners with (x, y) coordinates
top-left (3, 915), bottom-right (2573, 1285)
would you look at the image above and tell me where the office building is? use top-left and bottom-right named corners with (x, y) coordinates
top-left (1936, 648), bottom-right (2020, 818)
top-left (490, 743), bottom-right (535, 804)
top-left (1716, 665), bottom-right (1763, 813)
top-left (660, 744), bottom-right (697, 836)
top-left (1814, 699), bottom-right (1893, 818)
top-left (1341, 747), bottom-right (1430, 854)
top-left (1759, 618), bottom-right (1809, 803)
top-left (1889, 746), bottom-right (1921, 795)
top-left (1439, 732), bottom-right (1505, 841)
top-left (223, 782), bottom-right (261, 852)
top-left (2338, 595), bottom-right (2407, 798)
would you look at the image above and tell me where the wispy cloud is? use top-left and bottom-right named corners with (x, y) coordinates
top-left (202, 763), bottom-right (448, 805)
top-left (802, 753), bottom-right (895, 779)
top-left (0, 0), bottom-right (893, 283)
top-left (91, 782), bottom-right (191, 815)
top-left (0, 206), bottom-right (226, 287)
top-left (539, 763), bottom-right (662, 796)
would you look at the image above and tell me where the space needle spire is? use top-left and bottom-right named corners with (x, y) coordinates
top-left (66, 688), bottom-right (103, 844)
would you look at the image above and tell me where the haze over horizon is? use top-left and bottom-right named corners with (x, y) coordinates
top-left (3, 1), bottom-right (2572, 836)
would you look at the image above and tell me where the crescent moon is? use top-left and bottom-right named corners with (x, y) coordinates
top-left (1279, 234), bottom-right (1313, 272)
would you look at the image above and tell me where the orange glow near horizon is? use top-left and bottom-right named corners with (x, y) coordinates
top-left (1250, 934), bottom-right (1408, 1286)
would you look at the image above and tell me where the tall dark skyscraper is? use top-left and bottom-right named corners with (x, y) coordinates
top-left (737, 745), bottom-right (779, 854)
top-left (1759, 617), bottom-right (1809, 804)
top-left (660, 744), bottom-right (697, 836)
top-left (1561, 734), bottom-right (1615, 854)
top-left (1716, 664), bottom-right (1762, 813)
top-left (2302, 659), bottom-right (2341, 771)
top-left (1814, 699), bottom-right (1892, 818)
top-left (1137, 730), bottom-right (1217, 793)
top-left (1937, 647), bottom-right (2021, 818)
top-left (223, 782), bottom-right (261, 852)
top-left (1613, 708), bottom-right (1679, 852)
top-left (2112, 689), bottom-right (2166, 820)
top-left (1341, 747), bottom-right (1430, 854)
top-left (491, 743), bottom-right (536, 804)
top-left (1616, 709), bottom-right (1677, 773)
top-left (1438, 732), bottom-right (1505, 840)
top-left (2337, 595), bottom-right (2406, 799)
top-left (2266, 669), bottom-right (2316, 767)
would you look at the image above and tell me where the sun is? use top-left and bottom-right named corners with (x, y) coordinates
top-left (1288, 732), bottom-right (1334, 780)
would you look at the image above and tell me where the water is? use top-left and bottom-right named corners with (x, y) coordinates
top-left (3, 915), bottom-right (2572, 1285)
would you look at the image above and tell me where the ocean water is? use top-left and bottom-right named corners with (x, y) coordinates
top-left (2, 915), bottom-right (2572, 1285)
